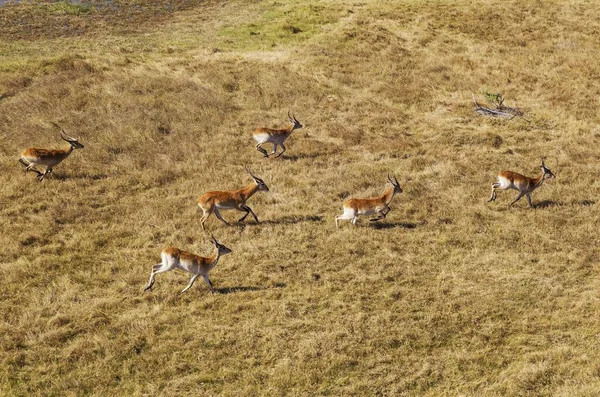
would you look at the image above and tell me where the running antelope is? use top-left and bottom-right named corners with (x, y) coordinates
top-left (336, 174), bottom-right (403, 228)
top-left (143, 236), bottom-right (232, 294)
top-left (198, 167), bottom-right (269, 230)
top-left (253, 111), bottom-right (303, 158)
top-left (488, 159), bottom-right (555, 208)
top-left (19, 125), bottom-right (84, 181)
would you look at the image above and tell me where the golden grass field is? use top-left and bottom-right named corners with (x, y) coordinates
top-left (1, 0), bottom-right (599, 395)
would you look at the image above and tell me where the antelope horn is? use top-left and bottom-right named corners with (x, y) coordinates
top-left (52, 122), bottom-right (65, 135)
top-left (388, 172), bottom-right (398, 185)
top-left (60, 131), bottom-right (76, 141)
top-left (211, 234), bottom-right (218, 245)
top-left (245, 166), bottom-right (258, 179)
top-left (394, 174), bottom-right (400, 186)
top-left (52, 122), bottom-right (77, 141)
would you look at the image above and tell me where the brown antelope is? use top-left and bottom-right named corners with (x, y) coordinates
top-left (198, 167), bottom-right (269, 230)
top-left (336, 174), bottom-right (403, 228)
top-left (19, 124), bottom-right (84, 181)
top-left (488, 159), bottom-right (555, 208)
top-left (143, 236), bottom-right (232, 294)
top-left (253, 111), bottom-right (303, 158)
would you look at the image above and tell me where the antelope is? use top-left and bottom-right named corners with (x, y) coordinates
top-left (253, 111), bottom-right (303, 158)
top-left (336, 174), bottom-right (403, 228)
top-left (143, 236), bottom-right (232, 294)
top-left (488, 159), bottom-right (555, 208)
top-left (198, 167), bottom-right (269, 230)
top-left (19, 124), bottom-right (84, 181)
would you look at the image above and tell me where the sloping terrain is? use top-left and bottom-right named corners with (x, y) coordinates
top-left (1, 0), bottom-right (599, 395)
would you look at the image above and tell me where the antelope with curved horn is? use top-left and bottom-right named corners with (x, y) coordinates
top-left (253, 111), bottom-right (303, 158)
top-left (143, 236), bottom-right (232, 294)
top-left (488, 159), bottom-right (555, 208)
top-left (336, 174), bottom-right (403, 228)
top-left (198, 167), bottom-right (269, 230)
top-left (19, 124), bottom-right (84, 181)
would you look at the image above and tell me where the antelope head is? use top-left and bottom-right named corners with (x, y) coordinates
top-left (211, 235), bottom-right (232, 256)
top-left (387, 173), bottom-right (403, 194)
top-left (54, 123), bottom-right (84, 149)
top-left (246, 166), bottom-right (269, 192)
top-left (541, 159), bottom-right (555, 180)
top-left (287, 111), bottom-right (303, 130)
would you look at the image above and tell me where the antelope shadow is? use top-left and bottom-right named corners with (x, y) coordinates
top-left (240, 215), bottom-right (324, 226)
top-left (49, 172), bottom-right (109, 181)
top-left (534, 200), bottom-right (562, 209)
top-left (535, 199), bottom-right (595, 209)
top-left (215, 283), bottom-right (286, 295)
top-left (280, 152), bottom-right (325, 161)
top-left (370, 221), bottom-right (419, 230)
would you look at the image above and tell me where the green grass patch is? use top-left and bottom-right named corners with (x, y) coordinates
top-left (216, 2), bottom-right (342, 51)
top-left (47, 1), bottom-right (93, 16)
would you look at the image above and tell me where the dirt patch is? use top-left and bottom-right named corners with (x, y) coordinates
top-left (0, 1), bottom-right (208, 41)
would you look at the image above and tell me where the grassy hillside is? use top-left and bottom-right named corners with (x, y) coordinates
top-left (1, 0), bottom-right (599, 395)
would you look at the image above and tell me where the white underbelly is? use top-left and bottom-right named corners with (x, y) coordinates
top-left (253, 134), bottom-right (271, 144)
top-left (177, 260), bottom-right (199, 275)
top-left (215, 203), bottom-right (236, 210)
top-left (357, 208), bottom-right (378, 216)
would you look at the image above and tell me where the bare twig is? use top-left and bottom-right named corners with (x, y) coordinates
top-left (472, 93), bottom-right (517, 119)
top-left (472, 93), bottom-right (529, 121)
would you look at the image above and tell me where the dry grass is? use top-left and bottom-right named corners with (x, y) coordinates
top-left (1, 0), bottom-right (599, 395)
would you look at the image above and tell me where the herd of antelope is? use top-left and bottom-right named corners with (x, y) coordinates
top-left (19, 114), bottom-right (556, 293)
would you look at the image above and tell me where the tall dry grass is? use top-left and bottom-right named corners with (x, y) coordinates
top-left (1, 0), bottom-right (599, 395)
